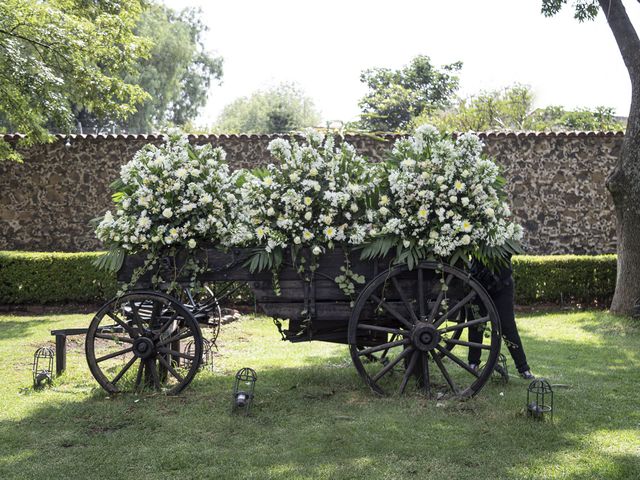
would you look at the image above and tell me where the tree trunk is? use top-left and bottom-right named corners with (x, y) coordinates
top-left (602, 0), bottom-right (640, 315)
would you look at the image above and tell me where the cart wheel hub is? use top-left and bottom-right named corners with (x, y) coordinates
top-left (412, 323), bottom-right (440, 351)
top-left (133, 337), bottom-right (156, 359)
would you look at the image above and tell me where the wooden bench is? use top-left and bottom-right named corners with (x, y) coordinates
top-left (51, 326), bottom-right (124, 375)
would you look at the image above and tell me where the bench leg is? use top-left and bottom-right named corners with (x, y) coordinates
top-left (55, 335), bottom-right (67, 376)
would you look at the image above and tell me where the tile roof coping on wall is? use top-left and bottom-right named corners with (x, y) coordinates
top-left (1, 131), bottom-right (626, 142)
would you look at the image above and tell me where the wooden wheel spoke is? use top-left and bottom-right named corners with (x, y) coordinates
top-left (438, 316), bottom-right (489, 334)
top-left (421, 352), bottom-right (431, 396)
top-left (427, 274), bottom-right (454, 323)
top-left (157, 329), bottom-right (194, 347)
top-left (436, 345), bottom-right (481, 377)
top-left (157, 347), bottom-right (196, 361)
top-left (154, 311), bottom-right (179, 339)
top-left (398, 350), bottom-right (420, 394)
top-left (129, 301), bottom-right (146, 333)
top-left (443, 338), bottom-right (491, 350)
top-left (391, 277), bottom-right (419, 324)
top-left (96, 347), bottom-right (134, 363)
top-left (111, 356), bottom-right (138, 385)
top-left (372, 347), bottom-right (414, 383)
top-left (106, 311), bottom-right (137, 338)
top-left (369, 294), bottom-right (413, 329)
top-left (433, 291), bottom-right (477, 328)
top-left (357, 324), bottom-right (408, 336)
top-left (158, 354), bottom-right (185, 383)
top-left (94, 333), bottom-right (134, 344)
top-left (430, 350), bottom-right (459, 394)
top-left (357, 339), bottom-right (409, 357)
top-left (134, 360), bottom-right (145, 390)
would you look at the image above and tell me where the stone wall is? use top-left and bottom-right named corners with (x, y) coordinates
top-left (0, 132), bottom-right (622, 254)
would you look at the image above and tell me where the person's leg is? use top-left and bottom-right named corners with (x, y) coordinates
top-left (493, 277), bottom-right (530, 373)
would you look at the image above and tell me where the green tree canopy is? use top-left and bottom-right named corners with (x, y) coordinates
top-left (0, 0), bottom-right (151, 160)
top-left (215, 83), bottom-right (321, 134)
top-left (421, 84), bottom-right (625, 132)
top-left (357, 55), bottom-right (462, 132)
top-left (74, 4), bottom-right (223, 134)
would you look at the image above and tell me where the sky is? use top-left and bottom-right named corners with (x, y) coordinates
top-left (163, 0), bottom-right (640, 126)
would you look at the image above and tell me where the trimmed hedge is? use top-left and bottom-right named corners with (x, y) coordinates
top-left (0, 251), bottom-right (617, 306)
top-left (0, 251), bottom-right (117, 304)
top-left (513, 254), bottom-right (617, 305)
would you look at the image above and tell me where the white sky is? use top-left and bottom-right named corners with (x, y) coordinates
top-left (163, 0), bottom-right (640, 126)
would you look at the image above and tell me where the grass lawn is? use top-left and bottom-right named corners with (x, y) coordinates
top-left (0, 310), bottom-right (639, 479)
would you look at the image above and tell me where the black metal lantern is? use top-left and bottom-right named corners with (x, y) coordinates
top-left (184, 338), bottom-right (214, 371)
top-left (492, 353), bottom-right (509, 382)
top-left (32, 346), bottom-right (55, 388)
top-left (232, 367), bottom-right (257, 414)
top-left (527, 378), bottom-right (554, 421)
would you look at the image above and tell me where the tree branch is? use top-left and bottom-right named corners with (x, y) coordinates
top-left (598, 0), bottom-right (640, 77)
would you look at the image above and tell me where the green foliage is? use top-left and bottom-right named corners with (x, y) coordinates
top-left (0, 251), bottom-right (117, 304)
top-left (357, 55), bottom-right (462, 132)
top-left (421, 84), bottom-right (625, 132)
top-left (73, 3), bottom-right (223, 134)
top-left (541, 0), bottom-right (600, 21)
top-left (216, 83), bottom-right (321, 133)
top-left (512, 254), bottom-right (617, 305)
top-left (0, 0), bottom-right (151, 161)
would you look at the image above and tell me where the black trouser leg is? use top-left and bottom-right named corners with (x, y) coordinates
top-left (467, 278), bottom-right (530, 373)
top-left (494, 279), bottom-right (530, 373)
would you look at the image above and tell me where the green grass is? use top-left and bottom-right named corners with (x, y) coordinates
top-left (0, 311), bottom-right (639, 479)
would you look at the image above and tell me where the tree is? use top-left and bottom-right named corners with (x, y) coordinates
top-left (541, 0), bottom-right (640, 315)
top-left (357, 55), bottom-right (462, 132)
top-left (421, 84), bottom-right (625, 131)
top-left (0, 0), bottom-right (150, 161)
top-left (73, 4), bottom-right (223, 134)
top-left (216, 83), bottom-right (321, 133)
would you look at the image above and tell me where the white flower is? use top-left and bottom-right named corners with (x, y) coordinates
top-left (304, 197), bottom-right (312, 206)
top-left (324, 226), bottom-right (336, 239)
top-left (461, 197), bottom-right (470, 207)
top-left (449, 196), bottom-right (458, 204)
top-left (461, 234), bottom-right (471, 245)
top-left (175, 168), bottom-right (188, 179)
top-left (267, 207), bottom-right (276, 216)
top-left (293, 236), bottom-right (301, 245)
top-left (289, 172), bottom-right (300, 182)
top-left (309, 167), bottom-right (318, 177)
top-left (379, 195), bottom-right (390, 206)
top-left (304, 212), bottom-right (313, 221)
top-left (418, 207), bottom-right (428, 220)
top-left (403, 240), bottom-right (411, 248)
top-left (454, 180), bottom-right (465, 192)
top-left (188, 239), bottom-right (197, 249)
top-left (312, 246), bottom-right (322, 255)
top-left (256, 227), bottom-right (266, 239)
top-left (302, 230), bottom-right (313, 241)
top-left (379, 206), bottom-right (389, 216)
top-left (263, 176), bottom-right (273, 187)
top-left (436, 175), bottom-right (445, 184)
top-left (485, 207), bottom-right (495, 218)
top-left (462, 221), bottom-right (473, 232)
top-left (162, 208), bottom-right (173, 218)
top-left (350, 203), bottom-right (359, 213)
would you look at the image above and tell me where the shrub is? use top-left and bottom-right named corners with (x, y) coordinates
top-left (0, 251), bottom-right (617, 306)
top-left (0, 251), bottom-right (117, 304)
top-left (513, 254), bottom-right (617, 305)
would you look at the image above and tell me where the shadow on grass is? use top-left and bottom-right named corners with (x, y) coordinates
top-left (0, 319), bottom-right (47, 341)
top-left (1, 320), bottom-right (639, 479)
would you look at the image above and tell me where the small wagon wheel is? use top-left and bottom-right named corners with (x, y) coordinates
top-left (181, 285), bottom-right (222, 344)
top-left (86, 291), bottom-right (203, 395)
top-left (348, 262), bottom-right (501, 398)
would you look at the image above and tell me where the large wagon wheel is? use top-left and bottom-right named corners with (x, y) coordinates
top-left (86, 291), bottom-right (203, 395)
top-left (348, 262), bottom-right (501, 398)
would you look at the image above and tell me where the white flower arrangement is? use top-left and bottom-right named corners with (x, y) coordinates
top-left (95, 126), bottom-right (522, 292)
top-left (360, 125), bottom-right (523, 268)
top-left (239, 129), bottom-right (382, 273)
top-left (95, 134), bottom-right (249, 262)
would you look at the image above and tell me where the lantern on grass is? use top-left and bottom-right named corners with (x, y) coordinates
top-left (232, 367), bottom-right (257, 414)
top-left (527, 378), bottom-right (554, 421)
top-left (32, 346), bottom-right (55, 388)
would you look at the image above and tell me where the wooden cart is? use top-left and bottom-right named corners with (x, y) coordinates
top-left (85, 248), bottom-right (502, 398)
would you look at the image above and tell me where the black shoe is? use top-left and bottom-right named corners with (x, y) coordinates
top-left (519, 370), bottom-right (535, 380)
